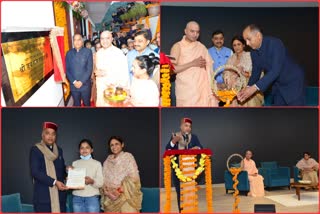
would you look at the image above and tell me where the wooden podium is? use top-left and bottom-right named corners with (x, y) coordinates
top-left (163, 149), bottom-right (213, 213)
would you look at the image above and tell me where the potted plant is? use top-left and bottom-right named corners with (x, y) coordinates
top-left (128, 5), bottom-right (139, 21)
top-left (126, 7), bottom-right (134, 22)
top-left (136, 3), bottom-right (147, 19)
top-left (120, 13), bottom-right (129, 22)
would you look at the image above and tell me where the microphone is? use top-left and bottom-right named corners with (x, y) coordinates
top-left (184, 132), bottom-right (189, 142)
top-left (184, 132), bottom-right (189, 150)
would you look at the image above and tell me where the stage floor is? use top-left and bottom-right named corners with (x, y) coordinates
top-left (160, 183), bottom-right (319, 213)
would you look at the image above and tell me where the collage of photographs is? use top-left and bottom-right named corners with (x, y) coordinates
top-left (0, 1), bottom-right (319, 213)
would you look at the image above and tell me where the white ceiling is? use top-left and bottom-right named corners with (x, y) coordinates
top-left (84, 2), bottom-right (111, 24)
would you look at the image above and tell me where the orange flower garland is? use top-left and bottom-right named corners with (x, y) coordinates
top-left (138, 16), bottom-right (151, 29)
top-left (179, 155), bottom-right (198, 213)
top-left (215, 89), bottom-right (237, 107)
top-left (205, 155), bottom-right (213, 212)
top-left (160, 65), bottom-right (171, 107)
top-left (229, 167), bottom-right (242, 213)
top-left (53, 2), bottom-right (70, 54)
top-left (163, 150), bottom-right (213, 213)
top-left (163, 156), bottom-right (172, 212)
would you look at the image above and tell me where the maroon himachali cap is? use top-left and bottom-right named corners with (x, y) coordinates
top-left (181, 117), bottom-right (192, 125)
top-left (43, 122), bottom-right (58, 132)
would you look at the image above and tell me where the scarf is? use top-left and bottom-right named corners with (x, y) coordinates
top-left (35, 141), bottom-right (60, 212)
top-left (175, 132), bottom-right (192, 150)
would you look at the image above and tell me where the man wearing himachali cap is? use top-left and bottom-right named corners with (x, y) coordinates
top-left (166, 117), bottom-right (203, 212)
top-left (30, 122), bottom-right (68, 212)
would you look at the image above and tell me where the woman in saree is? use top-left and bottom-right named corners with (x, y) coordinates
top-left (102, 136), bottom-right (142, 212)
top-left (227, 35), bottom-right (264, 106)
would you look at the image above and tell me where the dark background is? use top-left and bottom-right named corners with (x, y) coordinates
top-left (2, 108), bottom-right (159, 204)
top-left (161, 108), bottom-right (318, 185)
top-left (161, 6), bottom-right (319, 87)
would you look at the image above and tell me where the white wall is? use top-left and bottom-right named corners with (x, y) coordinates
top-left (1, 1), bottom-right (64, 106)
top-left (1, 1), bottom-right (55, 32)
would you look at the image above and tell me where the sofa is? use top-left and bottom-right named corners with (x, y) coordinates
top-left (264, 86), bottom-right (318, 106)
top-left (258, 161), bottom-right (290, 189)
top-left (2, 187), bottom-right (159, 213)
top-left (1, 193), bottom-right (34, 212)
top-left (224, 170), bottom-right (250, 194)
top-left (293, 166), bottom-right (301, 182)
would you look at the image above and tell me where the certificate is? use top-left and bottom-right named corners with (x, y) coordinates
top-left (66, 168), bottom-right (86, 189)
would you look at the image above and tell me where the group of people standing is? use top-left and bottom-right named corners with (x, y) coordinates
top-left (170, 21), bottom-right (305, 107)
top-left (30, 122), bottom-right (142, 212)
top-left (66, 27), bottom-right (160, 107)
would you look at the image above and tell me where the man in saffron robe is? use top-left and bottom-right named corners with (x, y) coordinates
top-left (170, 21), bottom-right (218, 107)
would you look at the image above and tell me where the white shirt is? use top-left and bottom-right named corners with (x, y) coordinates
top-left (130, 77), bottom-right (159, 107)
top-left (96, 45), bottom-right (129, 88)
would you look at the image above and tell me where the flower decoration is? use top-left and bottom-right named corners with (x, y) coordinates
top-left (160, 53), bottom-right (175, 107)
top-left (227, 153), bottom-right (243, 213)
top-left (163, 149), bottom-right (213, 213)
top-left (65, 1), bottom-right (88, 19)
top-left (212, 64), bottom-right (246, 107)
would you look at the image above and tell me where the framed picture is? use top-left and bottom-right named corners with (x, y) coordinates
top-left (1, 31), bottom-right (54, 106)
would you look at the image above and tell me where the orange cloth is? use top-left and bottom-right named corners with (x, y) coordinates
top-left (242, 159), bottom-right (265, 197)
top-left (171, 36), bottom-right (218, 107)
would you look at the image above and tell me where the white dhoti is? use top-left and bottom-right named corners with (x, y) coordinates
top-left (95, 45), bottom-right (129, 107)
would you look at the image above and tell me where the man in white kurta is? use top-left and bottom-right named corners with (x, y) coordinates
top-left (95, 31), bottom-right (129, 106)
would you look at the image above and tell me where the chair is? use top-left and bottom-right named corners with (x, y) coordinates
top-left (306, 86), bottom-right (318, 106)
top-left (141, 187), bottom-right (160, 213)
top-left (1, 193), bottom-right (34, 212)
top-left (2, 192), bottom-right (75, 213)
top-left (293, 166), bottom-right (302, 182)
top-left (258, 162), bottom-right (290, 189)
top-left (224, 170), bottom-right (250, 194)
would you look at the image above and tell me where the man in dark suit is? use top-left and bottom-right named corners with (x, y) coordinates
top-left (66, 34), bottom-right (93, 106)
top-left (238, 24), bottom-right (305, 106)
top-left (166, 118), bottom-right (203, 212)
top-left (30, 122), bottom-right (67, 212)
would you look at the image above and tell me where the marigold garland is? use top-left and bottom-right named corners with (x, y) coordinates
top-left (229, 167), bottom-right (242, 213)
top-left (160, 64), bottom-right (171, 107)
top-left (205, 155), bottom-right (213, 213)
top-left (53, 2), bottom-right (70, 54)
top-left (163, 150), bottom-right (213, 213)
top-left (216, 89), bottom-right (237, 107)
top-left (138, 16), bottom-right (151, 29)
top-left (171, 154), bottom-right (206, 182)
top-left (163, 156), bottom-right (172, 212)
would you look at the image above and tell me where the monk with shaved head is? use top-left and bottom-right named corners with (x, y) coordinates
top-left (170, 21), bottom-right (218, 107)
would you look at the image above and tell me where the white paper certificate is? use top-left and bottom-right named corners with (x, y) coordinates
top-left (66, 168), bottom-right (86, 189)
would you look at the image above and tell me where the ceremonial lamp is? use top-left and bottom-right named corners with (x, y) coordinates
top-left (212, 65), bottom-right (246, 107)
top-left (226, 153), bottom-right (244, 213)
